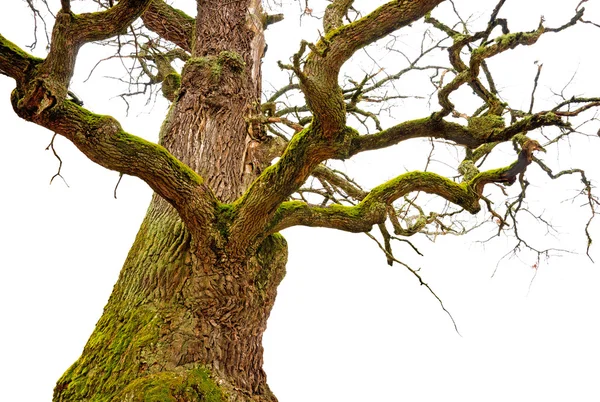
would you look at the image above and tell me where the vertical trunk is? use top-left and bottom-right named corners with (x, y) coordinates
top-left (54, 1), bottom-right (286, 400)
top-left (55, 196), bottom-right (287, 401)
top-left (163, 0), bottom-right (266, 201)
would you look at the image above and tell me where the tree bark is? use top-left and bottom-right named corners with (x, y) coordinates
top-left (54, 1), bottom-right (286, 400)
top-left (55, 196), bottom-right (287, 401)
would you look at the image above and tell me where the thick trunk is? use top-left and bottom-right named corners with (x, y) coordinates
top-left (55, 196), bottom-right (287, 401)
top-left (54, 1), bottom-right (285, 400)
top-left (162, 0), bottom-right (266, 201)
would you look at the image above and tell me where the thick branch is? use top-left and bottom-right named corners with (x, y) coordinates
top-left (349, 111), bottom-right (566, 156)
top-left (269, 171), bottom-right (480, 233)
top-left (350, 116), bottom-right (477, 152)
top-left (33, 0), bottom-right (151, 95)
top-left (0, 34), bottom-right (42, 82)
top-left (321, 0), bottom-right (445, 71)
top-left (11, 94), bottom-right (218, 231)
top-left (228, 125), bottom-right (358, 254)
top-left (323, 0), bottom-right (354, 33)
top-left (301, 0), bottom-right (444, 136)
top-left (72, 0), bottom-right (152, 43)
top-left (141, 0), bottom-right (194, 52)
top-left (269, 141), bottom-right (544, 234)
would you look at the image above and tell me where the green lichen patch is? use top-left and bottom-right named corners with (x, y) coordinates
top-left (115, 367), bottom-right (226, 402)
top-left (162, 72), bottom-right (181, 101)
top-left (217, 51), bottom-right (246, 73)
top-left (55, 304), bottom-right (162, 401)
top-left (467, 114), bottom-right (505, 139)
top-left (183, 51), bottom-right (245, 86)
top-left (216, 203), bottom-right (236, 239)
top-left (254, 233), bottom-right (288, 299)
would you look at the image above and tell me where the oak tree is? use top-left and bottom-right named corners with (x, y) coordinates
top-left (1, 0), bottom-right (599, 400)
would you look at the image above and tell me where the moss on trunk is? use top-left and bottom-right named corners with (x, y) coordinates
top-left (55, 196), bottom-right (287, 401)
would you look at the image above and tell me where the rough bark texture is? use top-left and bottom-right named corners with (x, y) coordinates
top-left (55, 197), bottom-right (287, 402)
top-left (161, 0), bottom-right (266, 202)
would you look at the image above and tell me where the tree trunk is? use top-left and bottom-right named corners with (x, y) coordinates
top-left (54, 1), bottom-right (286, 400)
top-left (54, 196), bottom-right (287, 401)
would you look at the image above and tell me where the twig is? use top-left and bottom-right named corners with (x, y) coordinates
top-left (365, 232), bottom-right (461, 335)
top-left (45, 133), bottom-right (69, 187)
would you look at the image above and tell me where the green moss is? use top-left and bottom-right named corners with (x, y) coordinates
top-left (470, 166), bottom-right (512, 184)
top-left (216, 203), bottom-right (236, 238)
top-left (254, 234), bottom-right (288, 300)
top-left (183, 51), bottom-right (245, 85)
top-left (217, 50), bottom-right (245, 73)
top-left (183, 56), bottom-right (217, 83)
top-left (274, 200), bottom-right (306, 213)
top-left (0, 33), bottom-right (43, 63)
top-left (56, 304), bottom-right (163, 401)
top-left (161, 72), bottom-right (181, 101)
top-left (363, 171), bottom-right (481, 214)
top-left (325, 203), bottom-right (363, 218)
top-left (495, 31), bottom-right (529, 47)
top-left (458, 160), bottom-right (479, 182)
top-left (116, 367), bottom-right (226, 402)
top-left (467, 114), bottom-right (505, 138)
top-left (114, 130), bottom-right (204, 185)
top-left (170, 5), bottom-right (195, 23)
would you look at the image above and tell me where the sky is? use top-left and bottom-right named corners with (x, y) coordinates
top-left (1, 1), bottom-right (600, 401)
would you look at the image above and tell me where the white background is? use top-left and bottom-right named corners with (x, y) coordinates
top-left (1, 1), bottom-right (600, 401)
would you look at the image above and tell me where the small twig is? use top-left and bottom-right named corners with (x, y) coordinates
top-left (528, 63), bottom-right (543, 114)
top-left (114, 173), bottom-right (124, 199)
top-left (365, 232), bottom-right (461, 335)
top-left (45, 133), bottom-right (69, 187)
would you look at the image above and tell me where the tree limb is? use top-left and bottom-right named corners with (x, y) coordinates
top-left (301, 0), bottom-right (445, 136)
top-left (71, 0), bottom-right (152, 44)
top-left (348, 111), bottom-right (567, 156)
top-left (10, 93), bottom-right (219, 233)
top-left (323, 0), bottom-right (354, 34)
top-left (141, 0), bottom-right (194, 52)
top-left (0, 34), bottom-right (42, 82)
top-left (268, 140), bottom-right (544, 234)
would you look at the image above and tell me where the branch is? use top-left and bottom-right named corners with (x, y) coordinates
top-left (11, 94), bottom-right (218, 231)
top-left (323, 0), bottom-right (355, 33)
top-left (26, 0), bottom-right (151, 99)
top-left (301, 0), bottom-right (445, 135)
top-left (268, 171), bottom-right (478, 234)
top-left (72, 0), bottom-right (152, 44)
top-left (430, 7), bottom-right (584, 120)
top-left (322, 0), bottom-right (445, 71)
top-left (269, 139), bottom-right (545, 234)
top-left (350, 116), bottom-right (477, 152)
top-left (141, 0), bottom-right (194, 52)
top-left (349, 111), bottom-right (566, 157)
top-left (0, 34), bottom-right (42, 82)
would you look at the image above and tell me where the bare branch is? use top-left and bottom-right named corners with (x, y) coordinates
top-left (365, 231), bottom-right (460, 335)
top-left (46, 133), bottom-right (69, 187)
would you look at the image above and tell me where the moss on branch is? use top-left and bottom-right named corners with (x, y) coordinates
top-left (268, 140), bottom-right (545, 234)
top-left (11, 87), bottom-right (219, 235)
top-left (0, 34), bottom-right (43, 82)
top-left (72, 0), bottom-right (152, 43)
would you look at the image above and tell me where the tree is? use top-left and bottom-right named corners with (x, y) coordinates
top-left (1, 0), bottom-right (599, 401)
